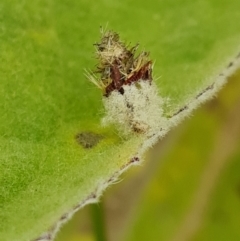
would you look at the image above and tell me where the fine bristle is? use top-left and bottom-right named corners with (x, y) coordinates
top-left (86, 30), bottom-right (152, 96)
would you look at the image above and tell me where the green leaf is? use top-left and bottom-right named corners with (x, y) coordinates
top-left (1, 0), bottom-right (240, 240)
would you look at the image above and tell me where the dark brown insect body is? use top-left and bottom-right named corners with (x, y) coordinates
top-left (89, 30), bottom-right (153, 97)
top-left (105, 61), bottom-right (153, 97)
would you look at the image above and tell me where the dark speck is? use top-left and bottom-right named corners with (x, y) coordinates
top-left (227, 62), bottom-right (233, 68)
top-left (118, 87), bottom-right (124, 95)
top-left (75, 132), bottom-right (104, 149)
top-left (172, 105), bottom-right (188, 116)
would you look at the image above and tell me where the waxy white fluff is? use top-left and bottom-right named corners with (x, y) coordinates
top-left (102, 80), bottom-right (167, 137)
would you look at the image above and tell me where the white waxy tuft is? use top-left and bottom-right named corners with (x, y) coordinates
top-left (102, 80), bottom-right (167, 136)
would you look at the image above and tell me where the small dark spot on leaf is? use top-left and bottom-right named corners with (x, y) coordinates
top-left (172, 105), bottom-right (188, 116)
top-left (227, 62), bottom-right (233, 68)
top-left (60, 213), bottom-right (68, 221)
top-left (90, 193), bottom-right (97, 199)
top-left (75, 131), bottom-right (104, 149)
top-left (195, 83), bottom-right (214, 99)
top-left (130, 156), bottom-right (140, 163)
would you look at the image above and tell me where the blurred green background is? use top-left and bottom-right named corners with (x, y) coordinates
top-left (55, 72), bottom-right (240, 241)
